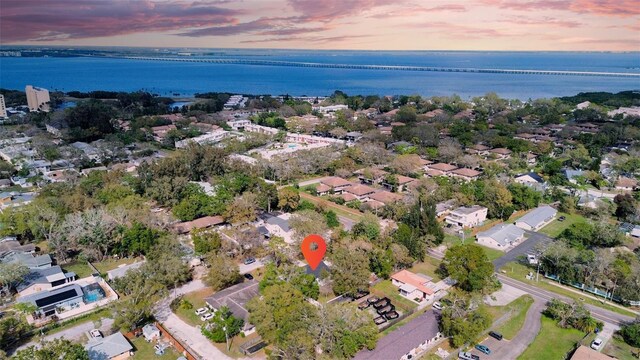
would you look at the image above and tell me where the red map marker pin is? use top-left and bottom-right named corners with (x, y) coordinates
top-left (301, 234), bottom-right (327, 271)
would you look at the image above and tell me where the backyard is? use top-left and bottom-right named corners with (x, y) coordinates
top-left (518, 316), bottom-right (589, 360)
top-left (62, 261), bottom-right (94, 278)
top-left (538, 212), bottom-right (588, 238)
top-left (130, 336), bottom-right (181, 359)
top-left (409, 257), bottom-right (443, 281)
top-left (603, 337), bottom-right (640, 360)
top-left (370, 280), bottom-right (418, 313)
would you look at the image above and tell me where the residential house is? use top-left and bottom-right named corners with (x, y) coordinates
top-left (0, 237), bottom-right (35, 258)
top-left (526, 152), bottom-right (538, 165)
top-left (342, 184), bottom-right (377, 201)
top-left (445, 206), bottom-right (488, 229)
top-left (80, 166), bottom-right (108, 176)
top-left (173, 216), bottom-right (225, 235)
top-left (18, 284), bottom-right (84, 317)
top-left (466, 144), bottom-right (490, 156)
top-left (71, 142), bottom-right (101, 162)
top-left (319, 176), bottom-right (352, 194)
top-left (563, 169), bottom-right (584, 184)
top-left (86, 332), bottom-right (134, 360)
top-left (382, 174), bottom-right (416, 192)
top-left (2, 252), bottom-right (52, 269)
top-left (616, 176), bottom-right (638, 192)
top-left (357, 168), bottom-right (389, 185)
top-left (489, 148), bottom-right (512, 159)
top-left (17, 266), bottom-right (76, 297)
top-left (107, 261), bottom-right (145, 280)
top-left (205, 281), bottom-right (260, 334)
top-left (368, 191), bottom-right (404, 206)
top-left (436, 200), bottom-right (456, 217)
top-left (175, 130), bottom-right (231, 148)
top-left (569, 345), bottom-right (613, 360)
top-left (476, 223), bottom-right (525, 250)
top-left (514, 133), bottom-right (536, 141)
top-left (390, 269), bottom-right (436, 302)
top-left (264, 214), bottom-right (293, 243)
top-left (353, 310), bottom-right (442, 360)
top-left (449, 168), bottom-right (481, 182)
top-left (43, 169), bottom-right (79, 183)
top-left (142, 323), bottom-right (161, 341)
top-left (0, 192), bottom-right (35, 210)
top-left (515, 172), bottom-right (545, 185)
top-left (515, 206), bottom-right (557, 231)
top-left (227, 119), bottom-right (252, 131)
top-left (345, 131), bottom-right (362, 142)
top-left (577, 194), bottom-right (600, 209)
top-left (424, 163), bottom-right (457, 177)
top-left (150, 125), bottom-right (176, 141)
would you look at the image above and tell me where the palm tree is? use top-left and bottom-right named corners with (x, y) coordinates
top-left (574, 316), bottom-right (600, 334)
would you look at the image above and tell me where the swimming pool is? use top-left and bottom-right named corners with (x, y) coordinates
top-left (82, 283), bottom-right (106, 304)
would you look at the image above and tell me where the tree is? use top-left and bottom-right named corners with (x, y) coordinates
top-left (118, 222), bottom-right (159, 256)
top-left (0, 314), bottom-right (31, 350)
top-left (201, 306), bottom-right (244, 350)
top-left (396, 105), bottom-right (417, 123)
top-left (0, 262), bottom-right (29, 294)
top-left (618, 319), bottom-right (640, 347)
top-left (614, 193), bottom-right (637, 221)
top-left (325, 210), bottom-right (340, 228)
top-left (13, 338), bottom-right (89, 360)
top-left (508, 183), bottom-right (541, 210)
top-left (369, 248), bottom-right (393, 279)
top-left (440, 296), bottom-right (492, 347)
top-left (224, 193), bottom-right (257, 225)
top-left (278, 187), bottom-right (300, 211)
top-left (393, 223), bottom-right (423, 260)
top-left (290, 272), bottom-right (320, 300)
top-left (112, 268), bottom-right (166, 332)
top-left (313, 303), bottom-right (378, 358)
top-left (483, 181), bottom-right (513, 219)
top-left (192, 228), bottom-right (222, 254)
top-left (204, 253), bottom-right (242, 291)
top-left (289, 210), bottom-right (328, 242)
top-left (351, 212), bottom-right (380, 241)
top-left (331, 247), bottom-right (370, 296)
top-left (442, 244), bottom-right (495, 292)
top-left (51, 207), bottom-right (119, 261)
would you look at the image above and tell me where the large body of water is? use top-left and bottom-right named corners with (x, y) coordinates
top-left (1, 50), bottom-right (639, 100)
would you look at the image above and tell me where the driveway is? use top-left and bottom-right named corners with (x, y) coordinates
top-left (239, 258), bottom-right (265, 274)
top-left (493, 230), bottom-right (553, 270)
top-left (13, 318), bottom-right (115, 353)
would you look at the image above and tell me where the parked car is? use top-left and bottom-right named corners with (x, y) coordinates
top-left (89, 329), bottom-right (102, 339)
top-left (475, 344), bottom-right (491, 355)
top-left (458, 351), bottom-right (480, 360)
top-left (384, 310), bottom-right (399, 320)
top-left (591, 338), bottom-right (603, 350)
top-left (195, 307), bottom-right (208, 315)
top-left (558, 216), bottom-right (566, 222)
top-left (432, 302), bottom-right (443, 310)
top-left (201, 313), bottom-right (214, 321)
top-left (244, 273), bottom-right (254, 280)
top-left (373, 316), bottom-right (387, 325)
top-left (243, 257), bottom-right (256, 265)
top-left (489, 331), bottom-right (503, 341)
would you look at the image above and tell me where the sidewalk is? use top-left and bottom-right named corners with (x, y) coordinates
top-left (546, 281), bottom-right (639, 316)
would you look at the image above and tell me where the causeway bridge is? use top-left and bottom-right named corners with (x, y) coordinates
top-left (113, 56), bottom-right (640, 78)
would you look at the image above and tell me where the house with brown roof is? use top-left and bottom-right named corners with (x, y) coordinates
top-left (382, 174), bottom-right (416, 192)
top-left (514, 133), bottom-right (536, 141)
top-left (489, 147), bottom-right (512, 159)
top-left (391, 269), bottom-right (436, 302)
top-left (449, 168), bottom-right (482, 182)
top-left (150, 125), bottom-right (176, 140)
top-left (173, 216), bottom-right (225, 234)
top-left (342, 184), bottom-right (377, 200)
top-left (424, 163), bottom-right (458, 177)
top-left (356, 168), bottom-right (389, 185)
top-left (466, 144), bottom-right (490, 156)
top-left (570, 345), bottom-right (614, 360)
top-left (368, 191), bottom-right (403, 205)
top-left (616, 176), bottom-right (638, 192)
top-left (319, 176), bottom-right (352, 194)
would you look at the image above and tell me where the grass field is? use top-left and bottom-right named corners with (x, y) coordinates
top-left (538, 212), bottom-right (587, 238)
top-left (603, 337), bottom-right (640, 360)
top-left (131, 336), bottom-right (180, 359)
top-left (370, 280), bottom-right (418, 313)
top-left (61, 261), bottom-right (94, 278)
top-left (409, 257), bottom-right (443, 281)
top-left (495, 295), bottom-right (535, 339)
top-left (518, 316), bottom-right (586, 360)
top-left (174, 288), bottom-right (214, 327)
top-left (502, 262), bottom-right (637, 318)
top-left (44, 308), bottom-right (112, 336)
top-left (93, 257), bottom-right (139, 275)
top-left (478, 245), bottom-right (505, 262)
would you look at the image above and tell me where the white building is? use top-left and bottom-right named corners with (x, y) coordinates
top-left (476, 223), bottom-right (525, 250)
top-left (174, 130), bottom-right (231, 148)
top-left (25, 85), bottom-right (51, 112)
top-left (515, 206), bottom-right (557, 231)
top-left (312, 104), bottom-right (349, 114)
top-left (445, 205), bottom-right (488, 228)
top-left (0, 95), bottom-right (7, 118)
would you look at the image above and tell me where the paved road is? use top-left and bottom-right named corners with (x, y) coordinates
top-left (239, 258), bottom-right (265, 274)
top-left (339, 215), bottom-right (355, 231)
top-left (493, 230), bottom-right (553, 270)
top-left (298, 177), bottom-right (325, 187)
top-left (470, 299), bottom-right (545, 360)
top-left (499, 275), bottom-right (634, 326)
top-left (13, 318), bottom-right (115, 353)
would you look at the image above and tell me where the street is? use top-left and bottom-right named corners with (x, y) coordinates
top-left (13, 318), bottom-right (115, 354)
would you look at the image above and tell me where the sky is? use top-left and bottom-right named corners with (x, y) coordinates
top-left (1, 0), bottom-right (639, 51)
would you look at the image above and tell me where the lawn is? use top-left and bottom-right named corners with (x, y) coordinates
top-left (495, 295), bottom-right (535, 339)
top-left (478, 245), bottom-right (505, 262)
top-left (174, 288), bottom-right (215, 327)
top-left (518, 316), bottom-right (586, 360)
top-left (370, 280), bottom-right (418, 313)
top-left (212, 331), bottom-right (266, 359)
top-left (43, 308), bottom-right (112, 336)
top-left (603, 337), bottom-right (640, 360)
top-left (538, 212), bottom-right (587, 238)
top-left (130, 336), bottom-right (181, 359)
top-left (409, 257), bottom-right (443, 281)
top-left (502, 262), bottom-right (637, 318)
top-left (92, 257), bottom-right (140, 275)
top-left (61, 261), bottom-right (94, 279)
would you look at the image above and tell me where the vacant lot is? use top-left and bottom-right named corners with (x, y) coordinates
top-left (518, 316), bottom-right (585, 360)
top-left (495, 295), bottom-right (535, 339)
top-left (131, 336), bottom-right (180, 359)
top-left (538, 212), bottom-right (587, 238)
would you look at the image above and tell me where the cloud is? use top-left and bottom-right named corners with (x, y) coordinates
top-left (287, 0), bottom-right (389, 22)
top-left (240, 34), bottom-right (373, 44)
top-left (0, 0), bottom-right (242, 42)
top-left (404, 21), bottom-right (518, 39)
top-left (368, 4), bottom-right (467, 19)
top-left (499, 15), bottom-right (583, 28)
top-left (483, 0), bottom-right (640, 17)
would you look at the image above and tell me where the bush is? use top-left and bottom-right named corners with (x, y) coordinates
top-left (619, 322), bottom-right (640, 347)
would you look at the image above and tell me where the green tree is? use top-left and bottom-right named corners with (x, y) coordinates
top-left (192, 228), bottom-right (222, 254)
top-left (325, 210), bottom-right (340, 228)
top-left (204, 253), bottom-right (242, 291)
top-left (289, 210), bottom-right (328, 242)
top-left (483, 181), bottom-right (514, 219)
top-left (508, 183), bottom-right (541, 210)
top-left (314, 303), bottom-right (378, 358)
top-left (290, 272), bottom-right (320, 300)
top-left (118, 222), bottom-right (159, 256)
top-left (393, 223), bottom-right (423, 261)
top-left (396, 105), bottom-right (417, 123)
top-left (442, 244), bottom-right (495, 292)
top-left (0, 314), bottom-right (31, 350)
top-left (278, 187), bottom-right (300, 211)
top-left (331, 247), bottom-right (370, 296)
top-left (201, 306), bottom-right (244, 350)
top-left (369, 248), bottom-right (393, 279)
top-left (619, 319), bottom-right (640, 347)
top-left (352, 212), bottom-right (380, 241)
top-left (13, 338), bottom-right (89, 360)
top-left (0, 262), bottom-right (29, 293)
top-left (440, 297), bottom-right (492, 347)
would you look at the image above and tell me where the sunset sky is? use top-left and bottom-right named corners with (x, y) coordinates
top-left (1, 0), bottom-right (639, 51)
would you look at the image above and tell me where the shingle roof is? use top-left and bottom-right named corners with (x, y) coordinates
top-left (391, 270), bottom-right (435, 295)
top-left (86, 332), bottom-right (133, 360)
top-left (174, 216), bottom-right (225, 234)
top-left (477, 223), bottom-right (524, 246)
top-left (320, 176), bottom-right (352, 188)
top-left (205, 281), bottom-right (260, 330)
top-left (516, 172), bottom-right (544, 183)
top-left (429, 163), bottom-right (458, 172)
top-left (516, 206), bottom-right (557, 228)
top-left (266, 215), bottom-right (290, 232)
top-left (353, 310), bottom-right (440, 360)
top-left (343, 184), bottom-right (377, 197)
top-left (451, 168), bottom-right (481, 178)
top-left (368, 191), bottom-right (403, 204)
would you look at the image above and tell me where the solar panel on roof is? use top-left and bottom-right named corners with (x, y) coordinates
top-left (35, 289), bottom-right (80, 307)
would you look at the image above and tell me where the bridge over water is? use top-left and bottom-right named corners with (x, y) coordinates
top-left (113, 56), bottom-right (640, 78)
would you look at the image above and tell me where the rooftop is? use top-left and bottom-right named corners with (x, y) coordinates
top-left (570, 345), bottom-right (614, 360)
top-left (428, 163), bottom-right (458, 172)
top-left (320, 176), bottom-right (352, 188)
top-left (450, 168), bottom-right (481, 177)
top-left (343, 184), bottom-right (377, 197)
top-left (86, 332), bottom-right (133, 360)
top-left (205, 281), bottom-right (260, 330)
top-left (477, 223), bottom-right (525, 246)
top-left (451, 205), bottom-right (487, 215)
top-left (368, 191), bottom-right (403, 204)
top-left (391, 269), bottom-right (435, 295)
top-left (517, 206), bottom-right (557, 228)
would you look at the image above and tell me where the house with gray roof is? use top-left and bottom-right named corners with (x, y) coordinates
top-left (18, 283), bottom-right (84, 317)
top-left (17, 265), bottom-right (76, 296)
top-left (85, 332), bottom-right (133, 360)
top-left (353, 310), bottom-right (442, 360)
top-left (107, 261), bottom-right (145, 280)
top-left (515, 205), bottom-right (557, 231)
top-left (563, 169), bottom-right (584, 184)
top-left (476, 223), bottom-right (525, 250)
top-left (205, 281), bottom-right (260, 334)
top-left (0, 237), bottom-right (35, 258)
top-left (2, 252), bottom-right (52, 269)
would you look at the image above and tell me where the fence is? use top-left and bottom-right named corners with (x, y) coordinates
top-left (124, 322), bottom-right (199, 360)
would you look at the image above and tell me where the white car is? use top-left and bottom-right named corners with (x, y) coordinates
top-left (195, 307), bottom-right (208, 315)
top-left (591, 338), bottom-right (603, 350)
top-left (201, 313), bottom-right (214, 321)
top-left (89, 329), bottom-right (102, 338)
top-left (432, 302), bottom-right (443, 310)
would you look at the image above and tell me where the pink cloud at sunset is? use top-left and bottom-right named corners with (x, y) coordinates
top-left (0, 0), bottom-right (638, 50)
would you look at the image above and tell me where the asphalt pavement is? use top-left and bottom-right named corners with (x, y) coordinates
top-left (493, 230), bottom-right (553, 271)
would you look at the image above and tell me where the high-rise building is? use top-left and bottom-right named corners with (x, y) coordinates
top-left (25, 85), bottom-right (51, 112)
top-left (0, 95), bottom-right (6, 118)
